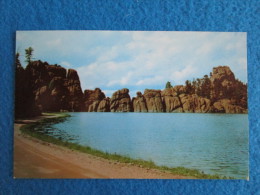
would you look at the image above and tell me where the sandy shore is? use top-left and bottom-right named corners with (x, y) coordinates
top-left (13, 115), bottom-right (194, 179)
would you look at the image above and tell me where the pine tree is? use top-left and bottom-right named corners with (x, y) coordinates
top-left (15, 52), bottom-right (22, 68)
top-left (25, 47), bottom-right (34, 64)
top-left (201, 75), bottom-right (211, 99)
top-left (165, 81), bottom-right (173, 89)
top-left (185, 80), bottom-right (193, 94)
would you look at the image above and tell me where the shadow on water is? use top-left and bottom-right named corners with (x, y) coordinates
top-left (30, 116), bottom-right (79, 143)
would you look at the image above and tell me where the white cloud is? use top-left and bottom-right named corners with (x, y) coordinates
top-left (171, 65), bottom-right (198, 83)
top-left (136, 76), bottom-right (164, 86)
top-left (16, 31), bottom-right (247, 97)
top-left (60, 61), bottom-right (71, 67)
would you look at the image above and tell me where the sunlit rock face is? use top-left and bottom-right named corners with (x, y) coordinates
top-left (97, 97), bottom-right (111, 112)
top-left (110, 88), bottom-right (133, 112)
top-left (132, 92), bottom-right (148, 112)
top-left (83, 88), bottom-right (106, 112)
top-left (143, 89), bottom-right (165, 112)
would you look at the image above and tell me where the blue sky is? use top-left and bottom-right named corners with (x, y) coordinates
top-left (16, 31), bottom-right (247, 98)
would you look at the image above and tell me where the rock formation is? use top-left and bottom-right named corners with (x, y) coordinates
top-left (66, 69), bottom-right (84, 111)
top-left (210, 66), bottom-right (235, 86)
top-left (15, 60), bottom-right (248, 118)
top-left (159, 66), bottom-right (247, 114)
top-left (83, 88), bottom-right (106, 112)
top-left (180, 94), bottom-right (211, 113)
top-left (35, 85), bottom-right (51, 111)
top-left (132, 92), bottom-right (148, 112)
top-left (49, 77), bottom-right (69, 111)
top-left (143, 89), bottom-right (165, 112)
top-left (212, 99), bottom-right (246, 113)
top-left (15, 60), bottom-right (85, 116)
top-left (161, 87), bottom-right (183, 112)
top-left (97, 98), bottom-right (111, 112)
top-left (26, 61), bottom-right (69, 112)
top-left (15, 62), bottom-right (41, 118)
top-left (110, 88), bottom-right (133, 112)
top-left (209, 66), bottom-right (247, 112)
top-left (161, 87), bottom-right (211, 113)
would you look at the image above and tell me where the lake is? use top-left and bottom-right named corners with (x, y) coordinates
top-left (40, 112), bottom-right (249, 179)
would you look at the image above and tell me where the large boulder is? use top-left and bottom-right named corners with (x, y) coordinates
top-left (180, 94), bottom-right (211, 113)
top-left (210, 66), bottom-right (236, 89)
top-left (110, 88), bottom-right (132, 112)
top-left (143, 89), bottom-right (164, 112)
top-left (212, 99), bottom-right (247, 113)
top-left (23, 61), bottom-right (70, 112)
top-left (26, 61), bottom-right (67, 91)
top-left (161, 87), bottom-right (211, 113)
top-left (83, 88), bottom-right (106, 112)
top-left (210, 66), bottom-right (247, 110)
top-left (97, 97), bottom-right (111, 112)
top-left (132, 92), bottom-right (148, 112)
top-left (161, 88), bottom-right (182, 112)
top-left (211, 66), bottom-right (235, 81)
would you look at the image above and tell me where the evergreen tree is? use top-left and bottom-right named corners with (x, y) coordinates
top-left (15, 52), bottom-right (22, 68)
top-left (192, 79), bottom-right (197, 94)
top-left (25, 47), bottom-right (34, 64)
top-left (201, 75), bottom-right (211, 99)
top-left (165, 81), bottom-right (173, 89)
top-left (185, 80), bottom-right (193, 94)
top-left (196, 78), bottom-right (202, 96)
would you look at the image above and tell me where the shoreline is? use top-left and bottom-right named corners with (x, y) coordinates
top-left (14, 113), bottom-right (228, 179)
top-left (14, 113), bottom-right (195, 179)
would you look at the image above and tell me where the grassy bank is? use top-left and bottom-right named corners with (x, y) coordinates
top-left (19, 113), bottom-right (233, 179)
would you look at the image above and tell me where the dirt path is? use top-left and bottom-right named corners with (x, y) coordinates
top-left (13, 116), bottom-right (194, 179)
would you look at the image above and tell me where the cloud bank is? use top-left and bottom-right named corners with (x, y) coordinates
top-left (16, 31), bottom-right (247, 98)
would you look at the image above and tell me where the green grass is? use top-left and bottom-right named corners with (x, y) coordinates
top-left (19, 113), bottom-right (234, 179)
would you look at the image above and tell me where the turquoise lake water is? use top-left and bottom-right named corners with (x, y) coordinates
top-left (41, 112), bottom-right (249, 179)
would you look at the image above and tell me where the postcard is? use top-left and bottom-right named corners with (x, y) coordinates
top-left (14, 31), bottom-right (248, 179)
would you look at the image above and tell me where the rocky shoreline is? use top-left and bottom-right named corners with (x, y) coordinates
top-left (15, 60), bottom-right (247, 117)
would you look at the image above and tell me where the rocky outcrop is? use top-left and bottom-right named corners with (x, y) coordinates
top-left (15, 61), bottom-right (84, 115)
top-left (35, 85), bottom-right (51, 111)
top-left (212, 99), bottom-right (247, 113)
top-left (83, 88), bottom-right (106, 112)
top-left (209, 66), bottom-right (247, 112)
top-left (110, 88), bottom-right (132, 112)
top-left (46, 65), bottom-right (67, 79)
top-left (143, 89), bottom-right (164, 112)
top-left (15, 64), bottom-right (41, 118)
top-left (66, 69), bottom-right (84, 111)
top-left (180, 94), bottom-right (211, 113)
top-left (97, 98), bottom-right (111, 112)
top-left (15, 61), bottom-right (248, 118)
top-left (210, 66), bottom-right (236, 100)
top-left (132, 92), bottom-right (148, 112)
top-left (210, 66), bottom-right (235, 86)
top-left (49, 77), bottom-right (69, 111)
top-left (161, 88), bottom-right (183, 112)
top-left (25, 61), bottom-right (70, 112)
top-left (161, 88), bottom-right (211, 113)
